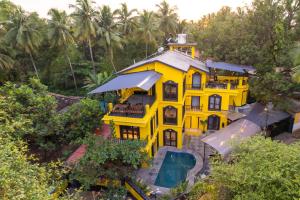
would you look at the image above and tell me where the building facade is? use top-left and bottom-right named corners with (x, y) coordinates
top-left (91, 40), bottom-right (253, 157)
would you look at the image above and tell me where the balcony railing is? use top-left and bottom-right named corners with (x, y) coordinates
top-left (109, 94), bottom-right (155, 118)
top-left (185, 105), bottom-right (202, 112)
top-left (205, 82), bottom-right (227, 89)
top-left (186, 84), bottom-right (202, 90)
top-left (110, 104), bottom-right (145, 118)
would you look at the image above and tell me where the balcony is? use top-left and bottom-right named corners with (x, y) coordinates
top-left (185, 105), bottom-right (202, 112)
top-left (109, 94), bottom-right (155, 118)
top-left (186, 84), bottom-right (202, 90)
top-left (205, 82), bottom-right (227, 89)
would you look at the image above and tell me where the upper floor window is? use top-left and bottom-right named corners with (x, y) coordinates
top-left (120, 126), bottom-right (140, 140)
top-left (209, 94), bottom-right (222, 110)
top-left (192, 72), bottom-right (201, 89)
top-left (163, 106), bottom-right (177, 125)
top-left (163, 81), bottom-right (178, 101)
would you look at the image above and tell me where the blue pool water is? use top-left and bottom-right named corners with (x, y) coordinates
top-left (154, 151), bottom-right (196, 188)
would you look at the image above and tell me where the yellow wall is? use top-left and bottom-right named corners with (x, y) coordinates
top-left (102, 61), bottom-right (250, 157)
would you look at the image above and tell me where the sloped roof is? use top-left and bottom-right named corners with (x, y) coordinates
top-left (202, 119), bottom-right (261, 156)
top-left (206, 60), bottom-right (255, 73)
top-left (89, 71), bottom-right (161, 94)
top-left (118, 50), bottom-right (208, 74)
top-left (245, 103), bottom-right (290, 127)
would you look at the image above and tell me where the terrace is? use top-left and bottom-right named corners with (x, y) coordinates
top-left (109, 94), bottom-right (156, 118)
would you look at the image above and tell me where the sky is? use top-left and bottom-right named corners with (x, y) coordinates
top-left (10, 0), bottom-right (253, 20)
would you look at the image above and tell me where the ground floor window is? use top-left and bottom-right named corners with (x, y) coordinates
top-left (120, 125), bottom-right (140, 140)
top-left (207, 115), bottom-right (220, 130)
top-left (163, 129), bottom-right (177, 147)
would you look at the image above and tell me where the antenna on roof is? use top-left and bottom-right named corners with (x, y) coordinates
top-left (157, 47), bottom-right (164, 53)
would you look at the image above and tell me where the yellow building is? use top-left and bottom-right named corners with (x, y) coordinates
top-left (90, 40), bottom-right (253, 157)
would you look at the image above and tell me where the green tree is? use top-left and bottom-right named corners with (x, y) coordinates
top-left (115, 3), bottom-right (137, 36)
top-left (83, 71), bottom-right (111, 90)
top-left (192, 136), bottom-right (300, 200)
top-left (70, 134), bottom-right (148, 189)
top-left (48, 9), bottom-right (78, 92)
top-left (136, 10), bottom-right (160, 57)
top-left (97, 5), bottom-right (123, 72)
top-left (155, 0), bottom-right (178, 38)
top-left (3, 7), bottom-right (42, 78)
top-left (70, 0), bottom-right (97, 75)
top-left (0, 44), bottom-right (14, 70)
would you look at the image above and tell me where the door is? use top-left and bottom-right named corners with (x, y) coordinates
top-left (163, 129), bottom-right (177, 147)
top-left (192, 72), bottom-right (201, 89)
top-left (191, 96), bottom-right (200, 110)
top-left (207, 115), bottom-right (220, 130)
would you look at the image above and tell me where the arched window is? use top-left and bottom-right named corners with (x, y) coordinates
top-left (192, 72), bottom-right (201, 89)
top-left (163, 81), bottom-right (178, 101)
top-left (163, 106), bottom-right (177, 125)
top-left (163, 129), bottom-right (177, 147)
top-left (207, 115), bottom-right (220, 130)
top-left (208, 94), bottom-right (222, 110)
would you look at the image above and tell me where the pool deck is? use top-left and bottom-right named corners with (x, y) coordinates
top-left (135, 146), bottom-right (203, 194)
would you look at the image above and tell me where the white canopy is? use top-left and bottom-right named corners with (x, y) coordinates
top-left (201, 119), bottom-right (261, 156)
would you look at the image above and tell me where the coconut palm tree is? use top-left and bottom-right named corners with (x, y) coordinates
top-left (83, 71), bottom-right (112, 90)
top-left (177, 19), bottom-right (188, 34)
top-left (97, 5), bottom-right (123, 72)
top-left (48, 8), bottom-right (78, 92)
top-left (156, 0), bottom-right (178, 38)
top-left (136, 10), bottom-right (160, 58)
top-left (4, 7), bottom-right (41, 78)
top-left (291, 46), bottom-right (300, 83)
top-left (115, 3), bottom-right (137, 36)
top-left (70, 0), bottom-right (97, 75)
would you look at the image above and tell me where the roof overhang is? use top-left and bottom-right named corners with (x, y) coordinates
top-left (206, 60), bottom-right (255, 73)
top-left (201, 119), bottom-right (261, 156)
top-left (89, 71), bottom-right (161, 94)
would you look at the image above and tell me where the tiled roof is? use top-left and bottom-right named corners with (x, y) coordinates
top-left (118, 50), bottom-right (208, 74)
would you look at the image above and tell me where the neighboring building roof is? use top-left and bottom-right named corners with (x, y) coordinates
top-left (89, 70), bottom-right (162, 94)
top-left (245, 103), bottom-right (290, 128)
top-left (118, 50), bottom-right (209, 74)
top-left (206, 60), bottom-right (255, 73)
top-left (49, 93), bottom-right (82, 112)
top-left (202, 119), bottom-right (261, 156)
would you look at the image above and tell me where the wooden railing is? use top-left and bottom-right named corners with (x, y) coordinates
top-left (185, 105), bottom-right (202, 112)
top-left (110, 104), bottom-right (146, 118)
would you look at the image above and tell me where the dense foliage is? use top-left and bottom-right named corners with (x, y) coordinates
top-left (0, 78), bottom-right (102, 157)
top-left (188, 136), bottom-right (300, 200)
top-left (70, 134), bottom-right (149, 189)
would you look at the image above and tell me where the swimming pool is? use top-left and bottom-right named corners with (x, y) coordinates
top-left (154, 151), bottom-right (196, 188)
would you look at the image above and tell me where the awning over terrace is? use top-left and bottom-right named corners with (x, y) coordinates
top-left (201, 103), bottom-right (291, 156)
top-left (89, 71), bottom-right (162, 94)
top-left (201, 119), bottom-right (261, 156)
top-left (206, 60), bottom-right (255, 73)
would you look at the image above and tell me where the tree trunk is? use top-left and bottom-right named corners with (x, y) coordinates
top-left (29, 51), bottom-right (39, 79)
top-left (109, 47), bottom-right (117, 72)
top-left (65, 50), bottom-right (78, 93)
top-left (145, 42), bottom-right (148, 58)
top-left (88, 38), bottom-right (96, 75)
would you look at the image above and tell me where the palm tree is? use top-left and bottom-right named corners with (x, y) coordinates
top-left (48, 8), bottom-right (78, 92)
top-left (70, 0), bottom-right (97, 75)
top-left (291, 46), bottom-right (300, 83)
top-left (83, 71), bottom-right (111, 90)
top-left (0, 41), bottom-right (14, 70)
top-left (97, 5), bottom-right (123, 72)
top-left (136, 10), bottom-right (160, 58)
top-left (156, 0), bottom-right (178, 38)
top-left (4, 7), bottom-right (41, 78)
top-left (115, 3), bottom-right (137, 35)
top-left (177, 19), bottom-right (188, 34)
